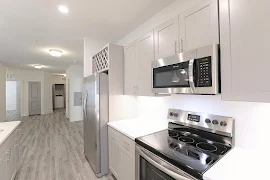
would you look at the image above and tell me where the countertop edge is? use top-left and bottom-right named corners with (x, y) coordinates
top-left (0, 121), bottom-right (21, 146)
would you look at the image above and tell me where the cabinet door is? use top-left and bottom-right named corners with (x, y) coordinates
top-left (124, 43), bottom-right (138, 95)
top-left (154, 16), bottom-right (179, 59)
top-left (109, 136), bottom-right (121, 178)
top-left (220, 0), bottom-right (270, 102)
top-left (0, 153), bottom-right (7, 180)
top-left (6, 148), bottom-right (13, 180)
top-left (179, 0), bottom-right (219, 52)
top-left (136, 31), bottom-right (155, 96)
top-left (120, 150), bottom-right (135, 180)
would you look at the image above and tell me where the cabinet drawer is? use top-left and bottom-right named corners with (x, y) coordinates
top-left (120, 134), bottom-right (135, 157)
top-left (108, 127), bottom-right (120, 141)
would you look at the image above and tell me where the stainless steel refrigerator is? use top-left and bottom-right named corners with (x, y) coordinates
top-left (83, 73), bottom-right (109, 177)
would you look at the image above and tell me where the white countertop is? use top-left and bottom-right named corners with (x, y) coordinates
top-left (204, 147), bottom-right (263, 180)
top-left (108, 118), bottom-right (168, 140)
top-left (0, 121), bottom-right (21, 146)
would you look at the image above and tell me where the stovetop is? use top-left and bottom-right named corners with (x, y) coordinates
top-left (135, 123), bottom-right (233, 179)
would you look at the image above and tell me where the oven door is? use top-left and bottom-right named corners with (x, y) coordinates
top-left (135, 145), bottom-right (196, 180)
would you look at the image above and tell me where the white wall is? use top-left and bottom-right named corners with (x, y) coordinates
top-left (44, 72), bottom-right (53, 114)
top-left (84, 38), bottom-right (107, 77)
top-left (0, 63), bottom-right (6, 121)
top-left (52, 75), bottom-right (66, 84)
top-left (6, 81), bottom-right (17, 111)
top-left (66, 65), bottom-right (84, 122)
top-left (6, 68), bottom-right (52, 116)
top-left (116, 0), bottom-right (270, 151)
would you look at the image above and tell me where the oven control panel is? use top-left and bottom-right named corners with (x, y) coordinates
top-left (196, 56), bottom-right (212, 87)
top-left (168, 109), bottom-right (234, 137)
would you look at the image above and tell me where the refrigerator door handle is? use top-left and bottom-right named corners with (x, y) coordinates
top-left (83, 91), bottom-right (88, 121)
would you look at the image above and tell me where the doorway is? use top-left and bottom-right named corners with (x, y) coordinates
top-left (29, 81), bottom-right (41, 116)
top-left (6, 81), bottom-right (21, 121)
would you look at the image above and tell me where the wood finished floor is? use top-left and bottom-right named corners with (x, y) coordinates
top-left (10, 109), bottom-right (114, 180)
top-left (6, 110), bottom-right (21, 122)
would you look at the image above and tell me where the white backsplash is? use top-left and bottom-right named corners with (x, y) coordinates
top-left (137, 94), bottom-right (270, 150)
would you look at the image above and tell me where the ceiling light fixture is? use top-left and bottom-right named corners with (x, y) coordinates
top-left (34, 65), bottom-right (42, 69)
top-left (49, 49), bottom-right (62, 57)
top-left (58, 5), bottom-right (69, 14)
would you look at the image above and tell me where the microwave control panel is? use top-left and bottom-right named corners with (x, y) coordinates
top-left (196, 56), bottom-right (212, 87)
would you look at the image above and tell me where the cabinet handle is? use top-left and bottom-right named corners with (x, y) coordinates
top-left (174, 41), bottom-right (177, 54)
top-left (180, 38), bottom-right (184, 53)
top-left (136, 85), bottom-right (139, 95)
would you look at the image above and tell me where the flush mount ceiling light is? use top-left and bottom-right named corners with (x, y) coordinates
top-left (58, 5), bottom-right (69, 14)
top-left (34, 65), bottom-right (42, 69)
top-left (49, 49), bottom-right (62, 57)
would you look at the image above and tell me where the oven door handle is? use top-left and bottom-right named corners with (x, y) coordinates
top-left (136, 146), bottom-right (193, 180)
top-left (189, 59), bottom-right (196, 93)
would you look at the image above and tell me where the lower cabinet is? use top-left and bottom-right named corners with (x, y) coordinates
top-left (0, 128), bottom-right (20, 180)
top-left (0, 153), bottom-right (7, 180)
top-left (108, 127), bottom-right (135, 180)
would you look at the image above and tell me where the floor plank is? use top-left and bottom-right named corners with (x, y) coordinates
top-left (8, 109), bottom-right (114, 180)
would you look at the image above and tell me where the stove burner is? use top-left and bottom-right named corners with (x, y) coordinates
top-left (173, 147), bottom-right (200, 161)
top-left (178, 136), bottom-right (195, 144)
top-left (169, 131), bottom-right (178, 138)
top-left (196, 142), bottom-right (217, 152)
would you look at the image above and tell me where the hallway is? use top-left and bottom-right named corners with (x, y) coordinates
top-left (14, 109), bottom-right (114, 180)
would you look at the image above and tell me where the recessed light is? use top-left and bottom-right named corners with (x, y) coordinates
top-left (58, 5), bottom-right (69, 14)
top-left (34, 65), bottom-right (42, 69)
top-left (49, 49), bottom-right (62, 57)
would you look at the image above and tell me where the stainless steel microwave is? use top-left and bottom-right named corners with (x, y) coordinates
top-left (152, 44), bottom-right (220, 95)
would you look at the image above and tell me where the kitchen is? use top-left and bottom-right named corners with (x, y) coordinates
top-left (0, 0), bottom-right (269, 179)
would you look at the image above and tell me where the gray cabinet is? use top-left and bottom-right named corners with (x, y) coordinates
top-left (220, 0), bottom-right (270, 102)
top-left (179, 0), bottom-right (219, 52)
top-left (154, 16), bottom-right (179, 59)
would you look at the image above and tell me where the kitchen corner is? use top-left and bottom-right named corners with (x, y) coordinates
top-left (107, 117), bottom-right (168, 140)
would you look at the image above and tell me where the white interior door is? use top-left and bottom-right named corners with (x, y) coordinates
top-left (16, 81), bottom-right (21, 115)
top-left (29, 81), bottom-right (41, 116)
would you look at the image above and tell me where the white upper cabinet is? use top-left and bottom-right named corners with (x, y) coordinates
top-left (154, 16), bottom-right (179, 59)
top-left (136, 31), bottom-right (155, 96)
top-left (124, 43), bottom-right (137, 96)
top-left (179, 0), bottom-right (219, 52)
top-left (220, 0), bottom-right (270, 102)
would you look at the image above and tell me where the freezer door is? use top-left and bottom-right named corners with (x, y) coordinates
top-left (84, 73), bottom-right (108, 174)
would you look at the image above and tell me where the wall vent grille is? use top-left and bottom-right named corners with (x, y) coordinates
top-left (6, 73), bottom-right (16, 80)
top-left (92, 46), bottom-right (109, 73)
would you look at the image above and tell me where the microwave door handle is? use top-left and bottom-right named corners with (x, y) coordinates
top-left (189, 59), bottom-right (196, 93)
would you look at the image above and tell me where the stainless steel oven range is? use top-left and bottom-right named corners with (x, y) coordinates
top-left (135, 109), bottom-right (234, 180)
top-left (152, 44), bottom-right (220, 95)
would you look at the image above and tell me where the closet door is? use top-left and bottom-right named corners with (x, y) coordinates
top-left (154, 16), bottom-right (179, 59)
top-left (136, 31), bottom-right (155, 96)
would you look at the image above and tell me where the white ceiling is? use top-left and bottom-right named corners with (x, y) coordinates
top-left (0, 0), bottom-right (175, 73)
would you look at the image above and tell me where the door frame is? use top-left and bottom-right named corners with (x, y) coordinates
top-left (28, 81), bottom-right (41, 116)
